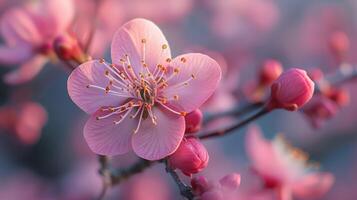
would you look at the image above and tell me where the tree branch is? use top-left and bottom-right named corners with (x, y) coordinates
top-left (164, 160), bottom-right (195, 200)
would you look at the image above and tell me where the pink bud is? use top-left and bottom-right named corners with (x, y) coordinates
top-left (191, 176), bottom-right (211, 195)
top-left (329, 31), bottom-right (349, 60)
top-left (325, 87), bottom-right (349, 107)
top-left (219, 173), bottom-right (241, 191)
top-left (185, 109), bottom-right (203, 134)
top-left (53, 34), bottom-right (86, 63)
top-left (259, 59), bottom-right (283, 85)
top-left (200, 189), bottom-right (224, 200)
top-left (269, 68), bottom-right (315, 111)
top-left (168, 137), bottom-right (209, 176)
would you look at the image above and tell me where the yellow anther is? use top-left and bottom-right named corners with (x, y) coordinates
top-left (174, 68), bottom-right (180, 74)
top-left (127, 65), bottom-right (132, 70)
top-left (180, 111), bottom-right (187, 116)
top-left (162, 44), bottom-right (168, 49)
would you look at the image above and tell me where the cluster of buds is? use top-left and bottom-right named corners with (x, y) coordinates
top-left (191, 173), bottom-right (241, 200)
top-left (301, 69), bottom-right (350, 128)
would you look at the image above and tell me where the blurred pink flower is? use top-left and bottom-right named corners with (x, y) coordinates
top-left (0, 102), bottom-right (47, 145)
top-left (245, 126), bottom-right (334, 200)
top-left (68, 18), bottom-right (221, 160)
top-left (205, 0), bottom-right (279, 42)
top-left (0, 0), bottom-right (74, 84)
top-left (120, 168), bottom-right (171, 200)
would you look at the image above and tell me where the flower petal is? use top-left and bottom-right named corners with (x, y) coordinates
top-left (3, 56), bottom-right (46, 85)
top-left (292, 172), bottom-right (334, 198)
top-left (132, 106), bottom-right (185, 160)
top-left (162, 53), bottom-right (221, 113)
top-left (245, 125), bottom-right (285, 181)
top-left (67, 60), bottom-right (131, 114)
top-left (111, 18), bottom-right (171, 75)
top-left (31, 0), bottom-right (74, 38)
top-left (0, 45), bottom-right (33, 65)
top-left (0, 8), bottom-right (41, 45)
top-left (84, 110), bottom-right (135, 156)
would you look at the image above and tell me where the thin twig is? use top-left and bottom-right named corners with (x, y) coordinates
top-left (203, 102), bottom-right (264, 124)
top-left (199, 106), bottom-right (270, 140)
top-left (164, 160), bottom-right (195, 200)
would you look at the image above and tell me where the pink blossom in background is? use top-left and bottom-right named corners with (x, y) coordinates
top-left (120, 168), bottom-right (171, 200)
top-left (245, 125), bottom-right (334, 200)
top-left (68, 18), bottom-right (221, 160)
top-left (0, 0), bottom-right (74, 84)
top-left (0, 102), bottom-right (47, 145)
top-left (205, 0), bottom-right (279, 43)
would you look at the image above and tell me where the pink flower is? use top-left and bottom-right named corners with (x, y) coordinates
top-left (0, 0), bottom-right (74, 84)
top-left (168, 137), bottom-right (209, 176)
top-left (185, 109), bottom-right (203, 134)
top-left (245, 125), bottom-right (334, 200)
top-left (67, 18), bottom-right (221, 160)
top-left (269, 68), bottom-right (315, 111)
top-left (0, 102), bottom-right (47, 145)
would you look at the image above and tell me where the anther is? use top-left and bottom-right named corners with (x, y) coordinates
top-left (162, 44), bottom-right (168, 49)
top-left (174, 68), bottom-right (180, 74)
top-left (141, 38), bottom-right (146, 43)
top-left (180, 111), bottom-right (187, 116)
top-left (166, 58), bottom-right (172, 63)
top-left (180, 57), bottom-right (186, 63)
top-left (173, 95), bottom-right (179, 100)
top-left (99, 58), bottom-right (105, 63)
top-left (191, 74), bottom-right (196, 79)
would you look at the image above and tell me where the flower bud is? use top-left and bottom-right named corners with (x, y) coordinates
top-left (168, 137), bottom-right (209, 176)
top-left (53, 34), bottom-right (87, 63)
top-left (259, 59), bottom-right (283, 85)
top-left (219, 173), bottom-right (241, 191)
top-left (191, 176), bottom-right (211, 195)
top-left (200, 189), bottom-right (224, 200)
top-left (269, 68), bottom-right (315, 111)
top-left (185, 109), bottom-right (203, 134)
top-left (329, 31), bottom-right (349, 60)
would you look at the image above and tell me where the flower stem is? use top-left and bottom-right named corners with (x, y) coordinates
top-left (199, 106), bottom-right (270, 140)
top-left (164, 160), bottom-right (195, 200)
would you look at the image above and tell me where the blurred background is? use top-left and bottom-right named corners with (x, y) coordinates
top-left (0, 0), bottom-right (356, 199)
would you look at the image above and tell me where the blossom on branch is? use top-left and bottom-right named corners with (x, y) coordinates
top-left (67, 18), bottom-right (221, 160)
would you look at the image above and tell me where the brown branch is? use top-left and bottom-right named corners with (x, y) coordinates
top-left (164, 160), bottom-right (195, 200)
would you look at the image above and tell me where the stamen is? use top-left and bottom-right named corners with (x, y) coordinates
top-left (180, 57), bottom-right (186, 63)
top-left (133, 107), bottom-right (145, 134)
top-left (114, 108), bottom-right (133, 125)
top-left (158, 101), bottom-right (184, 116)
